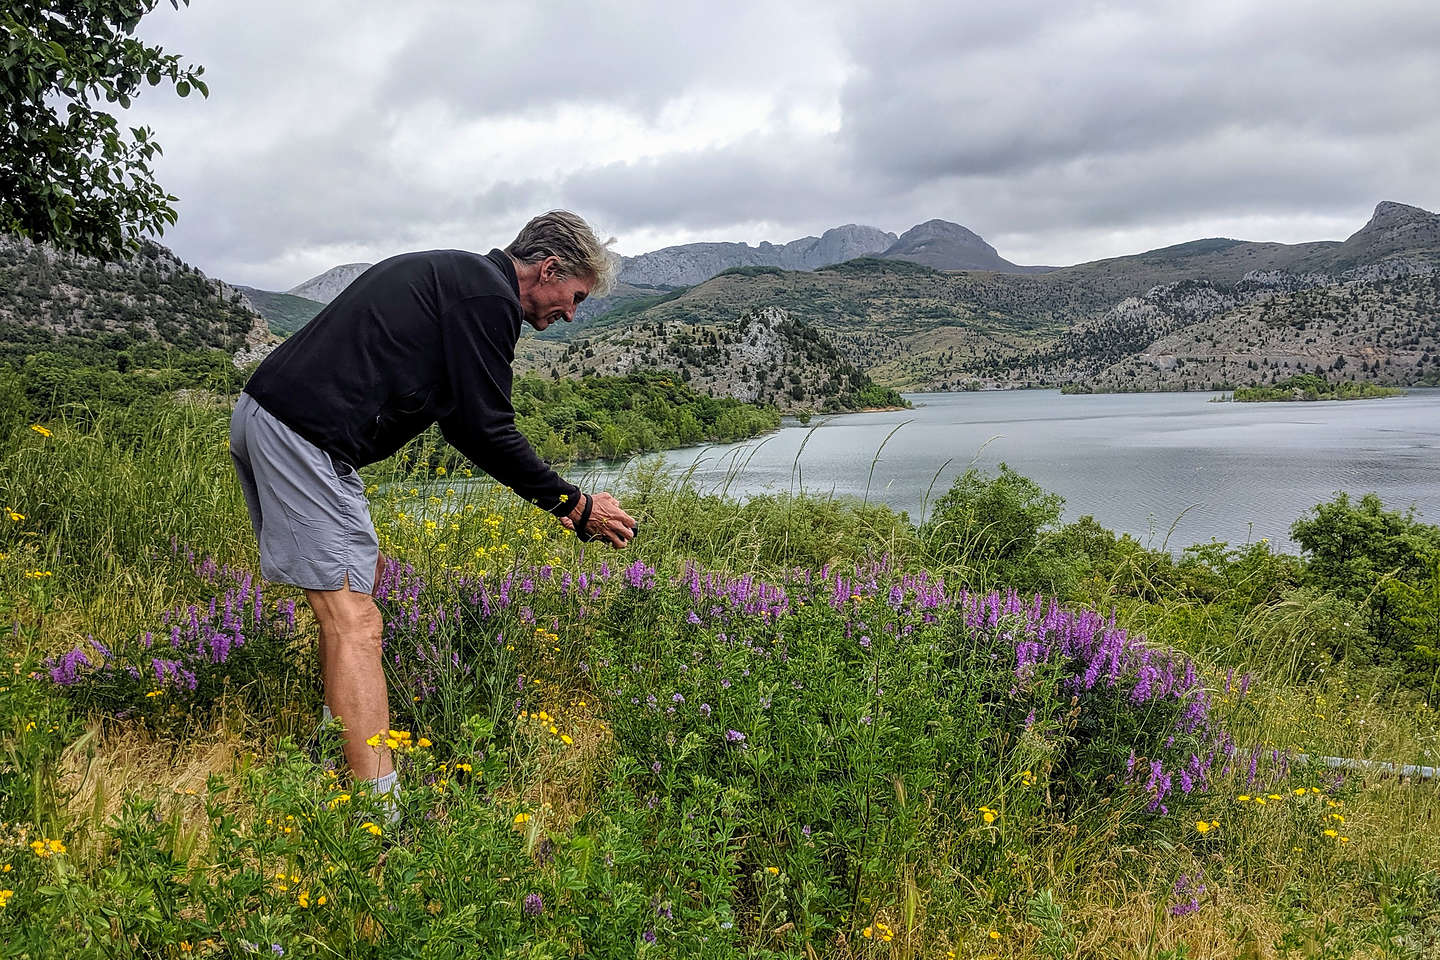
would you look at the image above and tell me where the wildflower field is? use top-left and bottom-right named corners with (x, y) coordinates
top-left (1, 400), bottom-right (1437, 958)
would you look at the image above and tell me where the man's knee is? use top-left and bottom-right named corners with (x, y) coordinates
top-left (308, 590), bottom-right (383, 640)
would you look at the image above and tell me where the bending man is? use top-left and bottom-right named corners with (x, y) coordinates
top-left (229, 210), bottom-right (636, 805)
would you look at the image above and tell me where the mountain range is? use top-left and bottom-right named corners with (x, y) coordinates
top-left (5, 201), bottom-right (1436, 406)
top-left (258, 216), bottom-right (1058, 315)
top-left (512, 201), bottom-right (1440, 395)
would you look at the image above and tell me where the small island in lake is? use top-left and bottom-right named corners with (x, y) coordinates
top-left (1217, 373), bottom-right (1407, 402)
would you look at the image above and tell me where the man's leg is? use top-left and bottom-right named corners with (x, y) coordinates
top-left (316, 553), bottom-right (387, 725)
top-left (307, 581), bottom-right (392, 781)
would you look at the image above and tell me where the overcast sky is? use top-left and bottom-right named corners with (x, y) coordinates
top-left (122, 0), bottom-right (1440, 290)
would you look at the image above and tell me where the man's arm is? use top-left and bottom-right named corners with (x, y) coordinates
top-left (435, 295), bottom-right (580, 516)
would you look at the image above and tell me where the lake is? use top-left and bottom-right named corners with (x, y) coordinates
top-left (571, 389), bottom-right (1440, 551)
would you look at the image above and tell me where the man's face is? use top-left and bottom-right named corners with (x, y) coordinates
top-left (525, 263), bottom-right (592, 332)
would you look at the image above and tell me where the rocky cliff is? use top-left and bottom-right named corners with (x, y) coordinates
top-left (618, 224), bottom-right (897, 287)
top-left (286, 262), bottom-right (374, 304)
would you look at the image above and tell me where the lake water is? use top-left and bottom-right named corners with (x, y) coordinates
top-left (571, 389), bottom-right (1440, 551)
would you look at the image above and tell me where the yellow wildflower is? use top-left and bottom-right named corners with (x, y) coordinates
top-left (560, 735), bottom-right (573, 746)
top-left (766, 866), bottom-right (779, 875)
top-left (1323, 828), bottom-right (1338, 838)
top-left (1195, 820), bottom-right (1212, 834)
top-left (417, 737), bottom-right (432, 748)
top-left (1294, 787), bottom-right (1307, 796)
top-left (0, 889), bottom-right (11, 909)
top-left (989, 930), bottom-right (1002, 940)
top-left (30, 424), bottom-right (52, 438)
top-left (5, 510), bottom-right (22, 522)
top-left (361, 822), bottom-right (382, 836)
top-left (513, 812), bottom-right (531, 826)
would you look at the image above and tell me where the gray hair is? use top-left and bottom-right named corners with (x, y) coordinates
top-left (506, 210), bottom-right (618, 297)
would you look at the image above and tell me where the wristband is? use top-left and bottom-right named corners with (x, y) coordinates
top-left (576, 492), bottom-right (599, 542)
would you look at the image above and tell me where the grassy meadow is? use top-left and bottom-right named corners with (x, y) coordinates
top-left (1, 399), bottom-right (1437, 958)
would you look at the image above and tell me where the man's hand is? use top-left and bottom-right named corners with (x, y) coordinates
top-left (560, 491), bottom-right (637, 548)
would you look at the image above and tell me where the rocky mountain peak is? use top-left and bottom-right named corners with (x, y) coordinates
top-left (286, 262), bottom-right (373, 304)
top-left (1362, 201), bottom-right (1434, 232)
top-left (880, 219), bottom-right (1019, 272)
top-left (617, 225), bottom-right (896, 288)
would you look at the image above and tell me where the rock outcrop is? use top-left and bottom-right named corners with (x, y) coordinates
top-left (618, 224), bottom-right (897, 287)
top-left (286, 262), bottom-right (373, 304)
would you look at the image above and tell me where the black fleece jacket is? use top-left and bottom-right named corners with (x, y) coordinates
top-left (243, 248), bottom-right (580, 516)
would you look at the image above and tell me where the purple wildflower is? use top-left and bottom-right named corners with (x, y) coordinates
top-left (524, 892), bottom-right (544, 916)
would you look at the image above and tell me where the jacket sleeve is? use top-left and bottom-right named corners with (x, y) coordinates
top-left (436, 294), bottom-right (581, 516)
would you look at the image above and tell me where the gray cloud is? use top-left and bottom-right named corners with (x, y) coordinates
top-left (116, 0), bottom-right (1440, 288)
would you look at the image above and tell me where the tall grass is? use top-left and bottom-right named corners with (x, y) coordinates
top-left (1, 398), bottom-right (1437, 957)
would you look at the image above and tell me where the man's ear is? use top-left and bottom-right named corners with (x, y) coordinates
top-left (541, 256), bottom-right (562, 282)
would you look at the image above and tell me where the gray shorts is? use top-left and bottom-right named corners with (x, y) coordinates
top-left (229, 392), bottom-right (379, 594)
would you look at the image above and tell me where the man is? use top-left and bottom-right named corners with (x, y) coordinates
top-left (229, 210), bottom-right (636, 807)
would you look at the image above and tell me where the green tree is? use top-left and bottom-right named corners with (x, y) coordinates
top-left (1291, 492), bottom-right (1440, 679)
top-left (1, 1), bottom-right (207, 258)
top-left (921, 463), bottom-right (1067, 589)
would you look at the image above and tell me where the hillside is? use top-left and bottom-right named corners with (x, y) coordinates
top-left (1068, 273), bottom-right (1440, 392)
top-left (517, 305), bottom-right (905, 413)
top-left (0, 234), bottom-right (272, 364)
top-left (233, 285), bottom-right (324, 335)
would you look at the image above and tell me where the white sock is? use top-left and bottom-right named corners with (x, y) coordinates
top-left (369, 770), bottom-right (401, 824)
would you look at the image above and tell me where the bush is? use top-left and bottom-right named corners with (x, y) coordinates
top-left (920, 463), bottom-right (1068, 591)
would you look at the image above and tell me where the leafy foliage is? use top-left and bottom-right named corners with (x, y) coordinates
top-left (921, 463), bottom-right (1068, 591)
top-left (1291, 493), bottom-right (1440, 686)
top-left (1230, 374), bottom-right (1406, 402)
top-left (511, 371), bottom-right (780, 461)
top-left (0, 1), bottom-right (208, 258)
